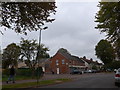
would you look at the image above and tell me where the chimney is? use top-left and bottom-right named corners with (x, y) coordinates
top-left (83, 56), bottom-right (86, 59)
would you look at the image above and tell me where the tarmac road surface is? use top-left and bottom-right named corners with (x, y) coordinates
top-left (39, 73), bottom-right (120, 88)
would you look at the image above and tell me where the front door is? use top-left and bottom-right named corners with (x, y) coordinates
top-left (57, 68), bottom-right (59, 74)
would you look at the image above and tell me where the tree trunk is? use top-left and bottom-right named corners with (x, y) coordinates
top-left (31, 68), bottom-right (35, 78)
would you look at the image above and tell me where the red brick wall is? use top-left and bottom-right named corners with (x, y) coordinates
top-left (45, 53), bottom-right (85, 74)
top-left (49, 53), bottom-right (70, 74)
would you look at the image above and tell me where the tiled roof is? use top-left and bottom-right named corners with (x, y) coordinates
top-left (56, 48), bottom-right (102, 65)
top-left (82, 58), bottom-right (92, 64)
top-left (80, 57), bottom-right (103, 65)
top-left (57, 48), bottom-right (85, 63)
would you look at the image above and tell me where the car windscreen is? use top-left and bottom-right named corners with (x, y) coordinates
top-left (118, 68), bottom-right (120, 72)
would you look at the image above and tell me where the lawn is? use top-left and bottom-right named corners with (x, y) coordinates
top-left (2, 78), bottom-right (71, 89)
top-left (2, 68), bottom-right (42, 81)
top-left (2, 75), bottom-right (38, 82)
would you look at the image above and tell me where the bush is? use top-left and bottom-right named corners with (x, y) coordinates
top-left (104, 61), bottom-right (120, 70)
top-left (2, 67), bottom-right (44, 78)
top-left (35, 67), bottom-right (44, 77)
top-left (17, 67), bottom-right (44, 77)
top-left (2, 69), bottom-right (9, 77)
top-left (2, 68), bottom-right (33, 77)
top-left (16, 68), bottom-right (33, 76)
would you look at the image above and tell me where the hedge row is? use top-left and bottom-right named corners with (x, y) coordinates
top-left (2, 67), bottom-right (44, 77)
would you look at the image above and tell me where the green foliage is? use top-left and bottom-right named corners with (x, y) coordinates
top-left (2, 69), bottom-right (10, 76)
top-left (95, 2), bottom-right (120, 59)
top-left (16, 68), bottom-right (33, 76)
top-left (37, 44), bottom-right (50, 59)
top-left (2, 68), bottom-right (35, 81)
top-left (20, 38), bottom-right (49, 78)
top-left (35, 67), bottom-right (44, 78)
top-left (2, 39), bottom-right (49, 79)
top-left (2, 78), bottom-right (71, 88)
top-left (20, 38), bottom-right (38, 69)
top-left (2, 43), bottom-right (21, 69)
top-left (1, 2), bottom-right (56, 35)
top-left (104, 61), bottom-right (120, 69)
top-left (2, 68), bottom-right (40, 77)
top-left (20, 38), bottom-right (49, 69)
top-left (92, 65), bottom-right (97, 70)
top-left (95, 39), bottom-right (115, 64)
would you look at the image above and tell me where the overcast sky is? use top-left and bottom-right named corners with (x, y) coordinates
top-left (0, 1), bottom-right (106, 63)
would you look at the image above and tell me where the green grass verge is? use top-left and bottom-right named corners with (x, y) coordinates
top-left (2, 78), bottom-right (71, 89)
top-left (2, 75), bottom-right (38, 82)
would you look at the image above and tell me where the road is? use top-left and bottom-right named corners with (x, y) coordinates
top-left (39, 73), bottom-right (120, 88)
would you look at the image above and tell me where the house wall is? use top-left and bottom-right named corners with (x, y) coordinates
top-left (17, 61), bottom-right (27, 68)
top-left (45, 56), bottom-right (103, 74)
top-left (49, 53), bottom-right (70, 74)
top-left (45, 53), bottom-right (86, 74)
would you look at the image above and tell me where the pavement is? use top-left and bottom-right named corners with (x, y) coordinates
top-left (2, 73), bottom-right (113, 85)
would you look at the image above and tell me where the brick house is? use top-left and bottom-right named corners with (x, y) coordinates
top-left (47, 48), bottom-right (85, 74)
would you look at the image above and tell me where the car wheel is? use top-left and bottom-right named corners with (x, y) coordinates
top-left (115, 82), bottom-right (118, 86)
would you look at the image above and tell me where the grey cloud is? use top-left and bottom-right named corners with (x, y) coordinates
top-left (1, 2), bottom-right (105, 63)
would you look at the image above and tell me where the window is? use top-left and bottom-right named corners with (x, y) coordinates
top-left (62, 59), bottom-right (65, 64)
top-left (56, 60), bottom-right (59, 65)
top-left (66, 63), bottom-right (68, 65)
top-left (45, 64), bottom-right (49, 68)
top-left (73, 61), bottom-right (75, 64)
top-left (118, 68), bottom-right (120, 72)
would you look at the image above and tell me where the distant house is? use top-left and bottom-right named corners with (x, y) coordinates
top-left (17, 58), bottom-right (51, 72)
top-left (38, 58), bottom-right (51, 72)
top-left (80, 56), bottom-right (103, 70)
top-left (47, 48), bottom-right (86, 74)
top-left (94, 61), bottom-right (103, 70)
top-left (17, 61), bottom-right (29, 68)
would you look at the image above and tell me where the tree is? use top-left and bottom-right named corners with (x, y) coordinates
top-left (2, 43), bottom-right (21, 69)
top-left (37, 44), bottom-right (50, 59)
top-left (95, 39), bottom-right (115, 65)
top-left (20, 38), bottom-right (49, 76)
top-left (95, 2), bottom-right (120, 60)
top-left (0, 2), bottom-right (56, 34)
top-left (104, 61), bottom-right (120, 69)
top-left (92, 65), bottom-right (97, 70)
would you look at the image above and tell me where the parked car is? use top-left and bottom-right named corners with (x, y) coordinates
top-left (115, 68), bottom-right (120, 86)
top-left (84, 69), bottom-right (97, 73)
top-left (106, 68), bottom-right (112, 72)
top-left (84, 70), bottom-right (91, 73)
top-left (88, 70), bottom-right (93, 73)
top-left (70, 69), bottom-right (82, 74)
top-left (92, 69), bottom-right (98, 73)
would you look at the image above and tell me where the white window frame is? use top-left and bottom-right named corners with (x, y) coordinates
top-left (56, 60), bottom-right (59, 65)
top-left (62, 59), bottom-right (65, 64)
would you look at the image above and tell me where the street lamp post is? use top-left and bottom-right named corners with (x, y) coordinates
top-left (36, 27), bottom-right (47, 83)
top-left (37, 29), bottom-right (42, 84)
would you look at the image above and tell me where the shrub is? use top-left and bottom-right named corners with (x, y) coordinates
top-left (16, 68), bottom-right (33, 76)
